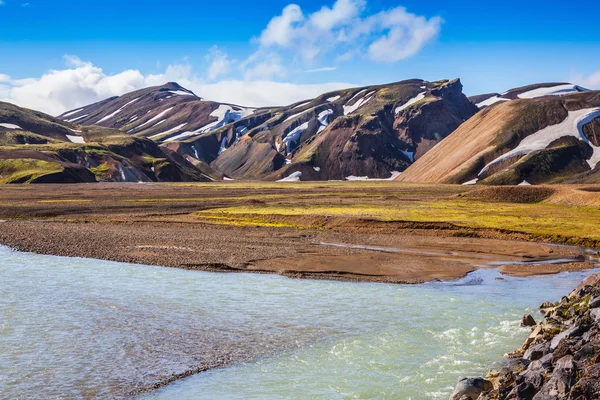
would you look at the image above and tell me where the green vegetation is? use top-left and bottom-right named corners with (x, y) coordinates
top-left (194, 193), bottom-right (600, 247)
top-left (0, 158), bottom-right (64, 183)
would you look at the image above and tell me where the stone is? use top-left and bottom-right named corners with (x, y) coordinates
top-left (516, 381), bottom-right (537, 400)
top-left (524, 342), bottom-right (550, 361)
top-left (540, 301), bottom-right (555, 309)
top-left (522, 314), bottom-right (537, 327)
top-left (590, 308), bottom-right (600, 324)
top-left (551, 326), bottom-right (582, 350)
top-left (575, 273), bottom-right (600, 293)
top-left (449, 377), bottom-right (494, 400)
top-left (553, 356), bottom-right (577, 397)
top-left (589, 296), bottom-right (600, 309)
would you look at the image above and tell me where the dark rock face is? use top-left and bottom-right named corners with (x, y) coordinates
top-left (468, 277), bottom-right (600, 400)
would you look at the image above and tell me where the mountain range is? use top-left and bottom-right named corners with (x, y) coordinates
top-left (0, 79), bottom-right (598, 184)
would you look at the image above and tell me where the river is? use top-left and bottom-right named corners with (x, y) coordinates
top-left (0, 245), bottom-right (597, 399)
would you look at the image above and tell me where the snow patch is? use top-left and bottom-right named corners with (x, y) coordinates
top-left (347, 89), bottom-right (367, 103)
top-left (218, 137), bottom-right (229, 155)
top-left (169, 90), bottom-right (196, 97)
top-left (0, 123), bottom-right (22, 130)
top-left (168, 105), bottom-right (254, 142)
top-left (148, 123), bottom-right (187, 140)
top-left (517, 84), bottom-right (589, 99)
top-left (327, 95), bottom-right (341, 102)
top-left (66, 114), bottom-right (89, 123)
top-left (479, 107), bottom-right (600, 175)
top-left (518, 181), bottom-right (532, 186)
top-left (277, 171), bottom-right (302, 182)
top-left (476, 96), bottom-right (510, 108)
top-left (343, 96), bottom-right (373, 115)
top-left (62, 108), bottom-right (84, 118)
top-left (346, 171), bottom-right (401, 181)
top-left (223, 177), bottom-right (234, 181)
top-left (462, 178), bottom-right (479, 185)
top-left (317, 109), bottom-right (334, 133)
top-left (283, 122), bottom-right (309, 153)
top-left (395, 92), bottom-right (426, 115)
top-left (137, 107), bottom-right (175, 129)
top-left (66, 135), bottom-right (85, 144)
top-left (313, 166), bottom-right (321, 172)
top-left (97, 97), bottom-right (140, 123)
top-left (292, 101), bottom-right (310, 109)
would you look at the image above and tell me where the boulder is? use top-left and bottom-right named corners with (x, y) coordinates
top-left (449, 377), bottom-right (493, 400)
top-left (524, 342), bottom-right (550, 361)
top-left (522, 314), bottom-right (537, 327)
top-left (551, 326), bottom-right (582, 350)
top-left (575, 273), bottom-right (600, 293)
top-left (589, 296), bottom-right (600, 309)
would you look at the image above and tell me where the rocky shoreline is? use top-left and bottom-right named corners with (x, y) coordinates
top-left (450, 273), bottom-right (600, 400)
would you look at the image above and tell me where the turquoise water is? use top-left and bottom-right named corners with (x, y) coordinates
top-left (0, 245), bottom-right (596, 399)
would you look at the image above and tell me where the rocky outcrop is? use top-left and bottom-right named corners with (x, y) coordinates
top-left (452, 276), bottom-right (600, 399)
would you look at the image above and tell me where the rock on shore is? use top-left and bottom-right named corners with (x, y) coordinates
top-left (451, 273), bottom-right (600, 399)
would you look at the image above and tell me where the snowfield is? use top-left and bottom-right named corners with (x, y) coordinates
top-left (395, 92), bottom-right (425, 115)
top-left (326, 95), bottom-right (341, 102)
top-left (479, 107), bottom-right (600, 176)
top-left (517, 84), bottom-right (588, 99)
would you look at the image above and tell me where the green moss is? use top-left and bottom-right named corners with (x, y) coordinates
top-left (0, 158), bottom-right (64, 184)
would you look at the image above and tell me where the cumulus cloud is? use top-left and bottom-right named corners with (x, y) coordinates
top-left (0, 56), bottom-right (355, 115)
top-left (250, 0), bottom-right (441, 67)
top-left (573, 70), bottom-right (600, 89)
top-left (205, 47), bottom-right (232, 81)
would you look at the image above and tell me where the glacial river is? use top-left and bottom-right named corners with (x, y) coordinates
top-left (0, 245), bottom-right (597, 399)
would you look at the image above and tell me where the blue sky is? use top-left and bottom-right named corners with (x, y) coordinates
top-left (1, 0), bottom-right (599, 114)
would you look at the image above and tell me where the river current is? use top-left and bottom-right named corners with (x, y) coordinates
top-left (0, 245), bottom-right (597, 399)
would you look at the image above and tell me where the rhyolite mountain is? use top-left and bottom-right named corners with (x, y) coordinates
top-left (57, 79), bottom-right (478, 181)
top-left (0, 101), bottom-right (221, 183)
top-left (398, 86), bottom-right (600, 185)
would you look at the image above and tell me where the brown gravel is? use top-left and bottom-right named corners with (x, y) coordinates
top-left (0, 183), bottom-right (588, 283)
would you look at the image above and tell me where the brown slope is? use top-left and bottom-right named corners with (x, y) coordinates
top-left (397, 90), bottom-right (600, 185)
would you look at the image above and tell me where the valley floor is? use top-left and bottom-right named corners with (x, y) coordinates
top-left (0, 182), bottom-right (599, 283)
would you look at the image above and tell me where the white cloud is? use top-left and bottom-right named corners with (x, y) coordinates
top-left (572, 70), bottom-right (600, 89)
top-left (251, 0), bottom-right (440, 67)
top-left (0, 56), bottom-right (355, 115)
top-left (366, 8), bottom-right (442, 62)
top-left (205, 47), bottom-right (232, 81)
top-left (305, 67), bottom-right (337, 73)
